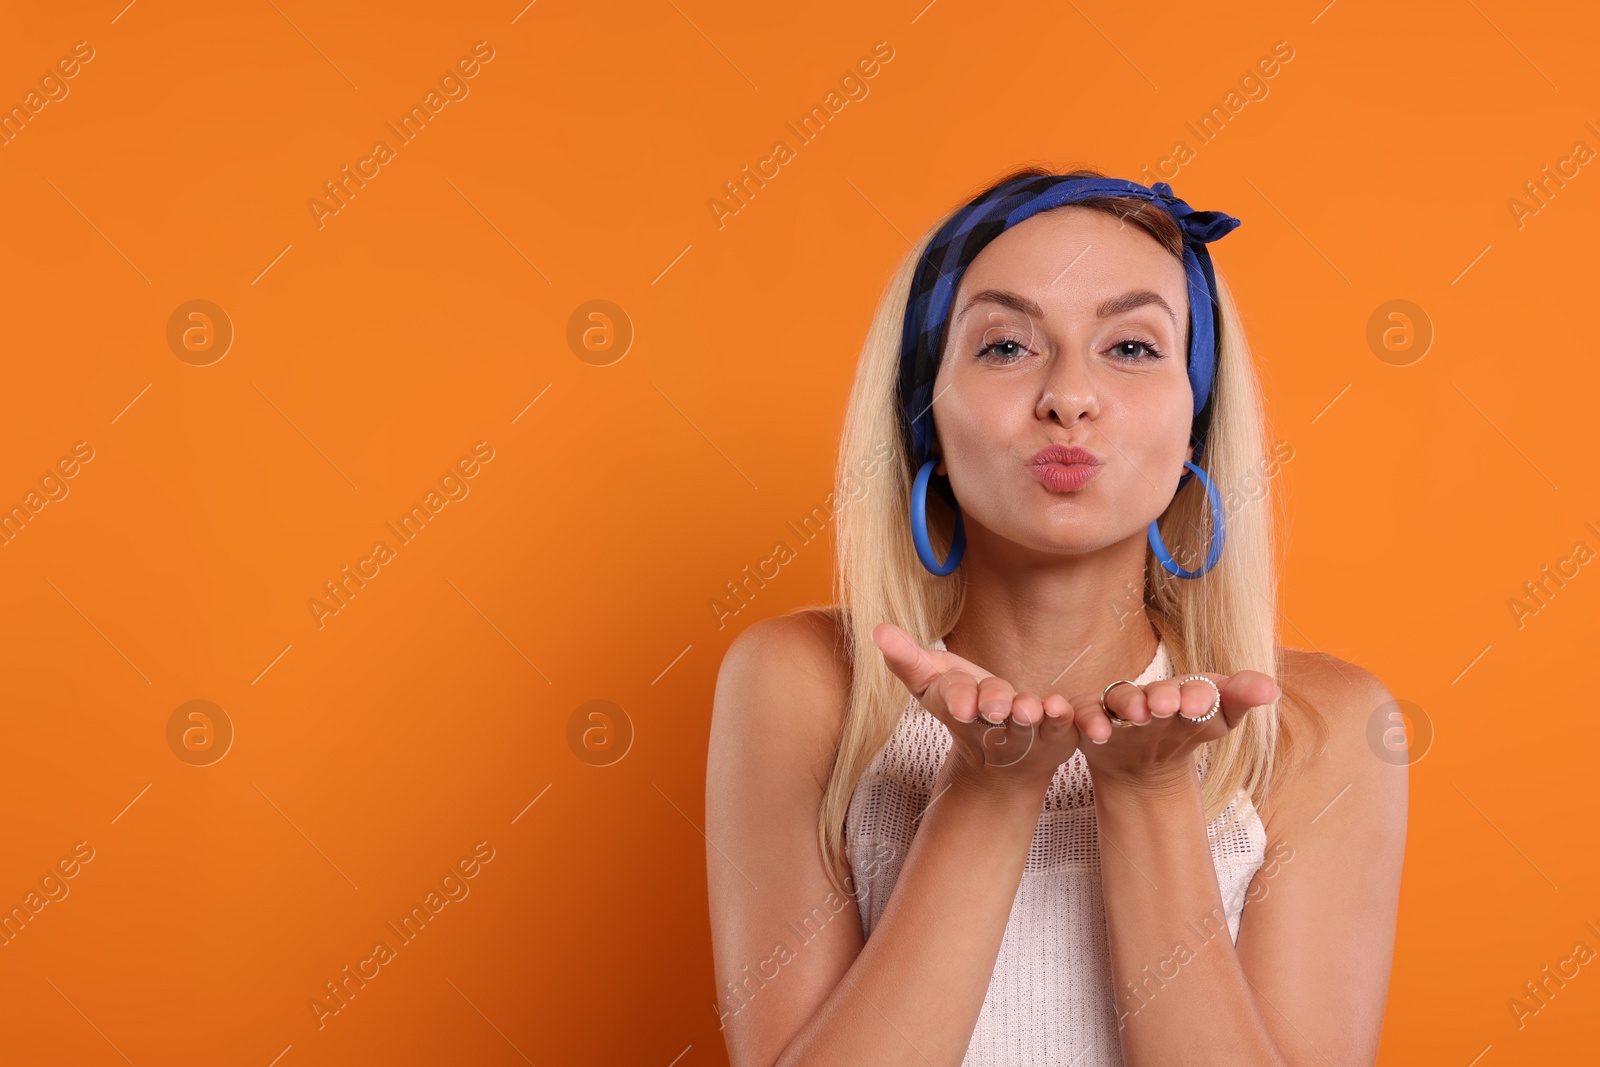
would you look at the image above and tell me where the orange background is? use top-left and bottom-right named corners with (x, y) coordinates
top-left (1, 0), bottom-right (1596, 1063)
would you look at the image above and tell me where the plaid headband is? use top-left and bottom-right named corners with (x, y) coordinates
top-left (897, 175), bottom-right (1242, 485)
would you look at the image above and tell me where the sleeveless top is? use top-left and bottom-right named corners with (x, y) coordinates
top-left (842, 635), bottom-right (1267, 1066)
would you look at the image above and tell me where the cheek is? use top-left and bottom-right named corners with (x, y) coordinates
top-left (1117, 375), bottom-right (1192, 447)
top-left (937, 380), bottom-right (1024, 469)
top-left (1104, 388), bottom-right (1193, 500)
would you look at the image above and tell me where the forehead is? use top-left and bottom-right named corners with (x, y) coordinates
top-left (953, 206), bottom-right (1186, 314)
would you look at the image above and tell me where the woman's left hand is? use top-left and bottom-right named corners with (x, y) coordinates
top-left (1068, 670), bottom-right (1280, 791)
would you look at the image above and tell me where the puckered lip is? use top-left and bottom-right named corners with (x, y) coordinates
top-left (1028, 444), bottom-right (1101, 467)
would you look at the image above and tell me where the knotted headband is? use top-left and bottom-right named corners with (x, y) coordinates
top-left (897, 175), bottom-right (1242, 494)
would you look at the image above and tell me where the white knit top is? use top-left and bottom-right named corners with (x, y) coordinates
top-left (843, 635), bottom-right (1267, 1065)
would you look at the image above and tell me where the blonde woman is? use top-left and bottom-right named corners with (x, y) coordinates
top-left (706, 165), bottom-right (1407, 1066)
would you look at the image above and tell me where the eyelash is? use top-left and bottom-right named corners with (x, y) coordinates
top-left (973, 333), bottom-right (1167, 363)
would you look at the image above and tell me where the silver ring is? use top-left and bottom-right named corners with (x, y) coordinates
top-left (1175, 675), bottom-right (1222, 723)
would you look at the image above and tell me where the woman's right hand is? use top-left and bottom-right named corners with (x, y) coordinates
top-left (871, 621), bottom-right (1082, 796)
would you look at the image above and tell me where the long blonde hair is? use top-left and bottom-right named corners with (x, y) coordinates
top-left (817, 164), bottom-right (1327, 893)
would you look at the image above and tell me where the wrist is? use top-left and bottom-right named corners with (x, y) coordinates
top-left (937, 752), bottom-right (1051, 812)
top-left (1092, 759), bottom-right (1202, 806)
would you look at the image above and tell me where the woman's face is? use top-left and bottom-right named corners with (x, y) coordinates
top-left (930, 205), bottom-right (1194, 558)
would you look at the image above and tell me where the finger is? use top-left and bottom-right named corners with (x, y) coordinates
top-left (1011, 692), bottom-right (1044, 726)
top-left (1215, 670), bottom-right (1281, 727)
top-left (873, 622), bottom-right (979, 720)
top-left (1101, 681), bottom-right (1152, 725)
top-left (1176, 675), bottom-right (1225, 722)
top-left (935, 668), bottom-right (983, 724)
top-left (872, 619), bottom-right (1001, 680)
top-left (1143, 678), bottom-right (1183, 719)
top-left (975, 675), bottom-right (1017, 724)
top-left (1066, 692), bottom-right (1119, 745)
top-left (980, 715), bottom-right (1038, 767)
top-left (1050, 709), bottom-right (1081, 750)
top-left (1025, 697), bottom-right (1080, 747)
top-left (871, 622), bottom-right (943, 699)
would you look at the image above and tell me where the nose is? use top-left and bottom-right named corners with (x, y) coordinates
top-left (1036, 349), bottom-right (1099, 427)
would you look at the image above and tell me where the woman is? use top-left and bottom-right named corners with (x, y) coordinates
top-left (706, 165), bottom-right (1407, 1066)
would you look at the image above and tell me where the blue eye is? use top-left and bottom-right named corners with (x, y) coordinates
top-left (974, 335), bottom-right (1030, 363)
top-left (976, 335), bottom-right (1168, 363)
top-left (1111, 337), bottom-right (1166, 361)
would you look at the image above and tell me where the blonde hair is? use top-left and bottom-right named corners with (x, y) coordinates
top-left (816, 164), bottom-right (1327, 893)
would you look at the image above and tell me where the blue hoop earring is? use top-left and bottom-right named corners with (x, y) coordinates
top-left (912, 457), bottom-right (966, 575)
top-left (1148, 460), bottom-right (1225, 579)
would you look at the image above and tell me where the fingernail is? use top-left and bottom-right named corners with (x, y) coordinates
top-left (1091, 737), bottom-right (1108, 744)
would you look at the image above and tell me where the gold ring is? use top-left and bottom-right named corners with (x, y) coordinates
top-left (1100, 678), bottom-right (1140, 728)
top-left (1176, 675), bottom-right (1222, 723)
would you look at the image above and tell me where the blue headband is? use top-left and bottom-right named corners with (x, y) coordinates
top-left (897, 175), bottom-right (1242, 488)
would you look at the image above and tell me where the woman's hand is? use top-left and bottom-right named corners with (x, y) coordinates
top-left (871, 622), bottom-right (1080, 796)
top-left (1068, 669), bottom-right (1281, 793)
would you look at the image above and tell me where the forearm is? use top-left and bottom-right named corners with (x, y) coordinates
top-left (1094, 763), bottom-right (1287, 1066)
top-left (776, 762), bottom-right (1046, 1067)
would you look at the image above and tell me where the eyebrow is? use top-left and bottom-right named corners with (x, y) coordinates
top-left (954, 288), bottom-right (1179, 331)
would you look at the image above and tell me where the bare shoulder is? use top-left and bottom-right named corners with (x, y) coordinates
top-left (721, 606), bottom-right (851, 682)
top-left (1260, 646), bottom-right (1408, 834)
top-left (1275, 646), bottom-right (1393, 724)
top-left (712, 607), bottom-right (854, 784)
top-left (707, 609), bottom-right (866, 1065)
top-left (1233, 663), bottom-right (1408, 1063)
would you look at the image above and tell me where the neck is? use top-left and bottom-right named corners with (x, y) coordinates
top-left (942, 531), bottom-right (1160, 700)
